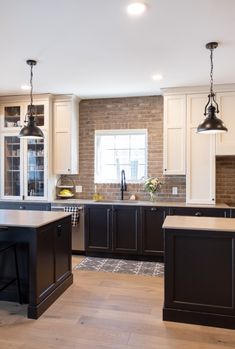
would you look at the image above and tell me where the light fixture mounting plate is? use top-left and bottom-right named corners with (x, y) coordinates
top-left (206, 42), bottom-right (218, 50)
top-left (26, 59), bottom-right (37, 66)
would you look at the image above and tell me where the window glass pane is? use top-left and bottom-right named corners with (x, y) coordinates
top-left (130, 134), bottom-right (145, 148)
top-left (95, 130), bottom-right (147, 183)
top-left (103, 149), bottom-right (115, 163)
top-left (130, 149), bottom-right (145, 163)
top-left (115, 149), bottom-right (129, 165)
top-left (115, 135), bottom-right (129, 149)
top-left (102, 165), bottom-right (117, 181)
top-left (101, 135), bottom-right (114, 149)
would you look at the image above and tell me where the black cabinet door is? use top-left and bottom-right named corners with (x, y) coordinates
top-left (55, 217), bottom-right (72, 284)
top-left (112, 205), bottom-right (140, 254)
top-left (231, 209), bottom-right (235, 218)
top-left (142, 206), bottom-right (167, 256)
top-left (85, 205), bottom-right (112, 252)
top-left (169, 207), bottom-right (230, 218)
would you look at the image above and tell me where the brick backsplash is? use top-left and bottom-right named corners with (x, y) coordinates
top-left (216, 156), bottom-right (235, 203)
top-left (66, 96), bottom-right (186, 202)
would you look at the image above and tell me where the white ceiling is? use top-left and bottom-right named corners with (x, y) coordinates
top-left (1, 0), bottom-right (235, 98)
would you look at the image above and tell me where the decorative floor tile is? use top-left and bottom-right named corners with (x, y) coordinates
top-left (74, 257), bottom-right (164, 277)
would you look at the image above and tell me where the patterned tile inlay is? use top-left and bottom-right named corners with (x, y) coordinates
top-left (74, 257), bottom-right (164, 277)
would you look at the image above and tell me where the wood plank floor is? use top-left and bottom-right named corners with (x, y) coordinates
top-left (0, 255), bottom-right (234, 348)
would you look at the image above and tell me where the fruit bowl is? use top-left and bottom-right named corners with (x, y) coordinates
top-left (57, 193), bottom-right (75, 198)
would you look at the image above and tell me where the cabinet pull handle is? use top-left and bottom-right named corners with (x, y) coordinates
top-left (57, 224), bottom-right (62, 236)
top-left (19, 206), bottom-right (25, 210)
top-left (151, 207), bottom-right (157, 211)
top-left (68, 168), bottom-right (71, 172)
top-left (195, 212), bottom-right (202, 216)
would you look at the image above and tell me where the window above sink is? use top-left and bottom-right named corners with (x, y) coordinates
top-left (95, 129), bottom-right (147, 184)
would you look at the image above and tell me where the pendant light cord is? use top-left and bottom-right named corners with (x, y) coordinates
top-left (29, 62), bottom-right (34, 116)
top-left (210, 48), bottom-right (214, 96)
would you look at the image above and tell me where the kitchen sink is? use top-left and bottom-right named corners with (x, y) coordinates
top-left (95, 200), bottom-right (140, 204)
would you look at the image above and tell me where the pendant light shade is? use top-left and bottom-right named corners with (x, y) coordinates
top-left (18, 60), bottom-right (44, 139)
top-left (197, 42), bottom-right (228, 134)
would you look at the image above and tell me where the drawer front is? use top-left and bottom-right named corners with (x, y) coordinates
top-left (169, 207), bottom-right (230, 218)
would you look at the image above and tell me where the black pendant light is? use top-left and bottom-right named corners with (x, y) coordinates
top-left (18, 59), bottom-right (44, 139)
top-left (197, 42), bottom-right (228, 134)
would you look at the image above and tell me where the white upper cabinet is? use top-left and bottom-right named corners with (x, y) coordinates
top-left (186, 94), bottom-right (216, 204)
top-left (53, 95), bottom-right (79, 175)
top-left (0, 95), bottom-right (52, 201)
top-left (216, 91), bottom-right (235, 155)
top-left (163, 95), bottom-right (186, 175)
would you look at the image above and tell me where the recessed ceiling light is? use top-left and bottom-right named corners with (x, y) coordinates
top-left (21, 84), bottom-right (30, 90)
top-left (152, 74), bottom-right (163, 81)
top-left (127, 2), bottom-right (147, 16)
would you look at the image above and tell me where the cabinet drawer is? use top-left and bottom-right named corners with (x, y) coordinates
top-left (0, 202), bottom-right (51, 211)
top-left (169, 207), bottom-right (229, 218)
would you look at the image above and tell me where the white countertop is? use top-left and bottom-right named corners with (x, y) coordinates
top-left (0, 210), bottom-right (71, 228)
top-left (51, 199), bottom-right (230, 209)
top-left (163, 215), bottom-right (235, 232)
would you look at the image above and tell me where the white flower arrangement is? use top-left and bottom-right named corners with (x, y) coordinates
top-left (144, 177), bottom-right (164, 194)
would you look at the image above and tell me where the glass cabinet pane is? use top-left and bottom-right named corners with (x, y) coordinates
top-left (4, 136), bottom-right (21, 196)
top-left (27, 104), bottom-right (44, 126)
top-left (4, 106), bottom-right (21, 128)
top-left (27, 139), bottom-right (45, 197)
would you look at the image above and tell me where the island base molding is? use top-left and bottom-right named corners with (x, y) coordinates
top-left (28, 274), bottom-right (73, 319)
top-left (163, 308), bottom-right (235, 330)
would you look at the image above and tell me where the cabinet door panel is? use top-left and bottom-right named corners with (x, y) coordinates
top-left (85, 205), bottom-right (111, 251)
top-left (163, 95), bottom-right (186, 175)
top-left (54, 132), bottom-right (71, 174)
top-left (55, 218), bottom-right (71, 283)
top-left (112, 206), bottom-right (140, 254)
top-left (1, 134), bottom-right (22, 199)
top-left (216, 92), bottom-right (235, 155)
top-left (186, 94), bottom-right (216, 204)
top-left (142, 207), bottom-right (166, 256)
top-left (37, 226), bottom-right (55, 302)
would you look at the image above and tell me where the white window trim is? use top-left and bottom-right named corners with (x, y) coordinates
top-left (95, 129), bottom-right (148, 184)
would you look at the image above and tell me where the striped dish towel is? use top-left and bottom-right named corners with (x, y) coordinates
top-left (64, 207), bottom-right (80, 227)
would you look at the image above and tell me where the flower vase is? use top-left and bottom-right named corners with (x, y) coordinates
top-left (149, 192), bottom-right (156, 202)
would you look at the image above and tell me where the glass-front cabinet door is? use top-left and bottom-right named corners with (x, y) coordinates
top-left (24, 138), bottom-right (47, 200)
top-left (26, 103), bottom-right (45, 127)
top-left (1, 135), bottom-right (22, 198)
top-left (1, 134), bottom-right (47, 200)
top-left (1, 104), bottom-right (23, 130)
top-left (0, 100), bottom-right (49, 131)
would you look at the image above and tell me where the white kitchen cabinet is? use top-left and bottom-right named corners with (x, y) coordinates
top-left (53, 95), bottom-right (79, 175)
top-left (0, 96), bottom-right (50, 131)
top-left (0, 133), bottom-right (48, 200)
top-left (163, 95), bottom-right (186, 175)
top-left (216, 91), bottom-right (235, 155)
top-left (186, 94), bottom-right (216, 204)
top-left (0, 94), bottom-right (55, 200)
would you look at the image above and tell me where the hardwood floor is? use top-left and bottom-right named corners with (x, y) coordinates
top-left (0, 255), bottom-right (234, 348)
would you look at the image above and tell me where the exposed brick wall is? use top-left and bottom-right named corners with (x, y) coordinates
top-left (216, 156), bottom-right (235, 203)
top-left (69, 96), bottom-right (186, 201)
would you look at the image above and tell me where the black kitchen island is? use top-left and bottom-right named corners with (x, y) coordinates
top-left (163, 215), bottom-right (235, 329)
top-left (0, 210), bottom-right (73, 319)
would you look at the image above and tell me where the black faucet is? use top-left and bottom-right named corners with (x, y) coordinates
top-left (120, 169), bottom-right (127, 200)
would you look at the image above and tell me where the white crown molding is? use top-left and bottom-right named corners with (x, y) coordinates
top-left (161, 83), bottom-right (235, 95)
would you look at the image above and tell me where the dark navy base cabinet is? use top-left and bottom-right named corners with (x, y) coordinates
top-left (0, 202), bottom-right (51, 211)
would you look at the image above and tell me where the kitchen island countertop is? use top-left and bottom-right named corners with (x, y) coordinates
top-left (163, 215), bottom-right (235, 232)
top-left (0, 209), bottom-right (71, 228)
